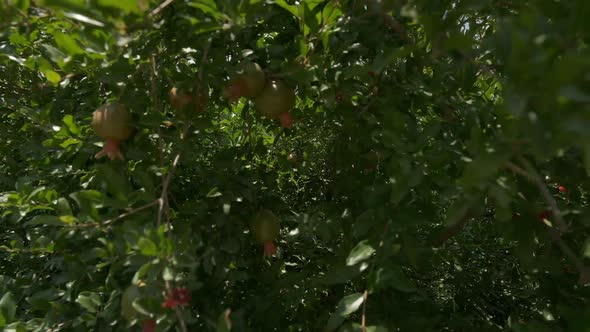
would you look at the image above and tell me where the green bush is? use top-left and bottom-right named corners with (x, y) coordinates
top-left (1, 0), bottom-right (590, 331)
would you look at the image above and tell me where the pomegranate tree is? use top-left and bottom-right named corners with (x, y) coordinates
top-left (92, 103), bottom-right (133, 161)
top-left (250, 209), bottom-right (280, 257)
top-left (224, 62), bottom-right (265, 102)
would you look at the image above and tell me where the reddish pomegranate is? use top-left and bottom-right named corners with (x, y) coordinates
top-left (250, 209), bottom-right (280, 257)
top-left (254, 79), bottom-right (296, 119)
top-left (92, 103), bottom-right (132, 161)
top-left (224, 62), bottom-right (265, 102)
top-left (558, 185), bottom-right (567, 193)
top-left (169, 83), bottom-right (209, 117)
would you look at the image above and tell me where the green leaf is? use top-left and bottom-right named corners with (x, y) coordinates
top-left (274, 0), bottom-right (299, 18)
top-left (27, 215), bottom-right (66, 226)
top-left (3, 321), bottom-right (26, 332)
top-left (0, 293), bottom-right (16, 323)
top-left (315, 263), bottom-right (369, 285)
top-left (62, 114), bottom-right (80, 135)
top-left (321, 1), bottom-right (342, 27)
top-left (346, 240), bottom-right (375, 266)
top-left (69, 190), bottom-right (102, 219)
top-left (326, 293), bottom-right (365, 331)
top-left (97, 0), bottom-right (142, 13)
top-left (188, 0), bottom-right (223, 19)
top-left (76, 291), bottom-right (101, 313)
top-left (138, 238), bottom-right (158, 256)
top-left (216, 309), bottom-right (232, 332)
top-left (63, 12), bottom-right (105, 27)
top-left (206, 187), bottom-right (222, 197)
top-left (302, 2), bottom-right (319, 36)
top-left (369, 266), bottom-right (416, 293)
top-left (56, 197), bottom-right (73, 215)
top-left (52, 31), bottom-right (83, 55)
top-left (15, 0), bottom-right (30, 11)
top-left (42, 69), bottom-right (61, 84)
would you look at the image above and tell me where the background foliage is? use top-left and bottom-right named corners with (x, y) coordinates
top-left (2, 0), bottom-right (590, 331)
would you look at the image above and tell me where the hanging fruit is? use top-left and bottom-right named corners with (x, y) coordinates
top-left (169, 81), bottom-right (209, 118)
top-left (254, 79), bottom-right (295, 123)
top-left (224, 62), bottom-right (265, 102)
top-left (250, 209), bottom-right (281, 257)
top-left (92, 103), bottom-right (133, 161)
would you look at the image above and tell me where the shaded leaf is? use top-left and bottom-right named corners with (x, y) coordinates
top-left (326, 293), bottom-right (365, 331)
top-left (346, 240), bottom-right (375, 266)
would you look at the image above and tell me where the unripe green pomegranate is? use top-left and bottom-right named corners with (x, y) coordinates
top-left (250, 209), bottom-right (280, 257)
top-left (254, 79), bottom-right (296, 119)
top-left (92, 103), bottom-right (133, 160)
top-left (121, 285), bottom-right (141, 321)
top-left (224, 62), bottom-right (265, 101)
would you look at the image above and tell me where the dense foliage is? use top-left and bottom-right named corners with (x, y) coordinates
top-left (2, 0), bottom-right (590, 331)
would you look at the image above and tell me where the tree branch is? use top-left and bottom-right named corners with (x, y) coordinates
top-left (506, 158), bottom-right (590, 285)
top-left (73, 200), bottom-right (159, 229)
top-left (507, 159), bottom-right (568, 232)
top-left (150, 0), bottom-right (175, 17)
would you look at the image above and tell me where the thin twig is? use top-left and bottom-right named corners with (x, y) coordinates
top-left (103, 200), bottom-right (160, 226)
top-left (150, 0), bottom-right (175, 16)
top-left (73, 200), bottom-right (159, 228)
top-left (157, 153), bottom-right (182, 226)
top-left (360, 290), bottom-right (368, 332)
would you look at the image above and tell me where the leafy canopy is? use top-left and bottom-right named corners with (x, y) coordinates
top-left (2, 0), bottom-right (590, 331)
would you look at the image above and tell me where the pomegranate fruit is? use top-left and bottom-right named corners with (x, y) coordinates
top-left (254, 79), bottom-right (295, 119)
top-left (250, 209), bottom-right (280, 257)
top-left (287, 152), bottom-right (298, 163)
top-left (169, 82), bottom-right (209, 117)
top-left (224, 62), bottom-right (265, 102)
top-left (92, 103), bottom-right (133, 161)
top-left (121, 285), bottom-right (141, 321)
